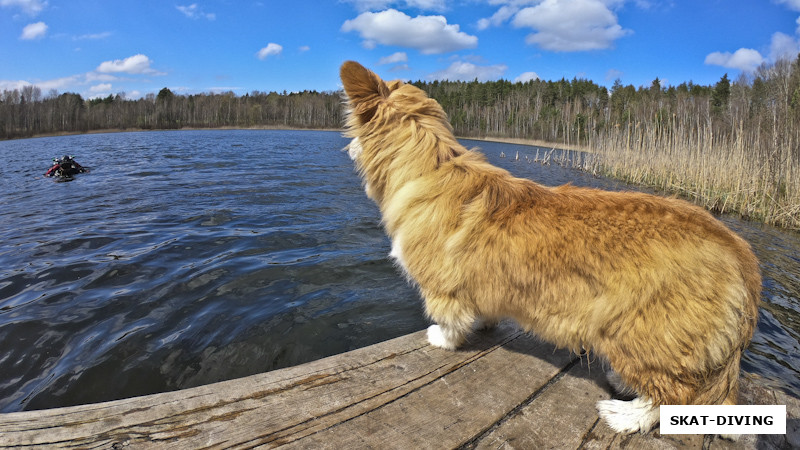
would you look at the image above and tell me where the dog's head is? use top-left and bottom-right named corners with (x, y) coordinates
top-left (340, 61), bottom-right (464, 203)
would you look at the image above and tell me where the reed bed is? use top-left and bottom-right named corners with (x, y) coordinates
top-left (574, 120), bottom-right (800, 231)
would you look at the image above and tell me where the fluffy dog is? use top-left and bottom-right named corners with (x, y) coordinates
top-left (339, 61), bottom-right (761, 434)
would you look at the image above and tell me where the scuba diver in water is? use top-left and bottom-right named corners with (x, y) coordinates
top-left (45, 155), bottom-right (86, 178)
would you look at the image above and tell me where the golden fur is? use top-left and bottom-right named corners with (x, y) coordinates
top-left (340, 61), bottom-right (761, 433)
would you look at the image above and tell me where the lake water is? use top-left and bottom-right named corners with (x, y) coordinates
top-left (0, 129), bottom-right (798, 412)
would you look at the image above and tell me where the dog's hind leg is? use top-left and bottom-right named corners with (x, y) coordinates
top-left (596, 397), bottom-right (660, 434)
top-left (597, 366), bottom-right (667, 433)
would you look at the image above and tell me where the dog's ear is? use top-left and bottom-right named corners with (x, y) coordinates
top-left (340, 61), bottom-right (390, 101)
top-left (341, 61), bottom-right (390, 123)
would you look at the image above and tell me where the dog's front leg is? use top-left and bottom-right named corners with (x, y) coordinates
top-left (425, 298), bottom-right (474, 350)
top-left (427, 324), bottom-right (465, 350)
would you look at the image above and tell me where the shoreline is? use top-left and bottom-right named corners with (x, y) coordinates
top-left (458, 135), bottom-right (590, 153)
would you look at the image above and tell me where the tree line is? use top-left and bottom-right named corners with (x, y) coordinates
top-left (413, 55), bottom-right (800, 151)
top-left (0, 88), bottom-right (343, 140)
top-left (4, 55), bottom-right (798, 148)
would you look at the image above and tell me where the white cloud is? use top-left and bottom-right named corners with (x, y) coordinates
top-left (20, 21), bottom-right (47, 40)
top-left (0, 74), bottom-right (83, 92)
top-left (37, 75), bottom-right (83, 91)
top-left (0, 0), bottom-right (47, 15)
top-left (512, 0), bottom-right (632, 51)
top-left (2, 53), bottom-right (164, 96)
top-left (96, 54), bottom-right (164, 75)
top-left (428, 61), bottom-right (508, 81)
top-left (477, 5), bottom-right (519, 30)
top-left (769, 30), bottom-right (800, 62)
top-left (87, 83), bottom-right (113, 97)
top-left (257, 43), bottom-right (283, 59)
top-left (514, 71), bottom-right (539, 83)
top-left (89, 83), bottom-right (112, 92)
top-left (85, 72), bottom-right (118, 83)
top-left (298, 45), bottom-right (311, 52)
top-left (176, 3), bottom-right (216, 20)
top-left (378, 51), bottom-right (408, 64)
top-left (341, 9), bottom-right (478, 54)
top-left (0, 80), bottom-right (33, 91)
top-left (704, 48), bottom-right (765, 72)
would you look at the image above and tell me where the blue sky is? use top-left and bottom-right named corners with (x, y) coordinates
top-left (2, 0), bottom-right (800, 99)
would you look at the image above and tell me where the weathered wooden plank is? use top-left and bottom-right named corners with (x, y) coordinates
top-left (280, 328), bottom-right (575, 449)
top-left (467, 358), bottom-right (609, 449)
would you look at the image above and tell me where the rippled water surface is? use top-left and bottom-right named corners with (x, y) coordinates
top-left (0, 130), bottom-right (798, 412)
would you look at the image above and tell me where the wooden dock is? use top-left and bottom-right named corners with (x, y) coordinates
top-left (0, 323), bottom-right (797, 449)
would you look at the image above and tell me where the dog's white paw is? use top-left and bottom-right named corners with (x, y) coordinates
top-left (427, 324), bottom-right (458, 350)
top-left (597, 398), bottom-right (660, 434)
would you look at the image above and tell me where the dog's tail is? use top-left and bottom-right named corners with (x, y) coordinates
top-left (691, 348), bottom-right (744, 406)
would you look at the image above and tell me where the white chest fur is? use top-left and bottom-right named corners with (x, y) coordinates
top-left (389, 234), bottom-right (410, 276)
top-left (348, 137), bottom-right (363, 160)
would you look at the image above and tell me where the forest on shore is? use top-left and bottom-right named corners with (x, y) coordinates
top-left (2, 55), bottom-right (799, 228)
top-left (0, 87), bottom-right (343, 139)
